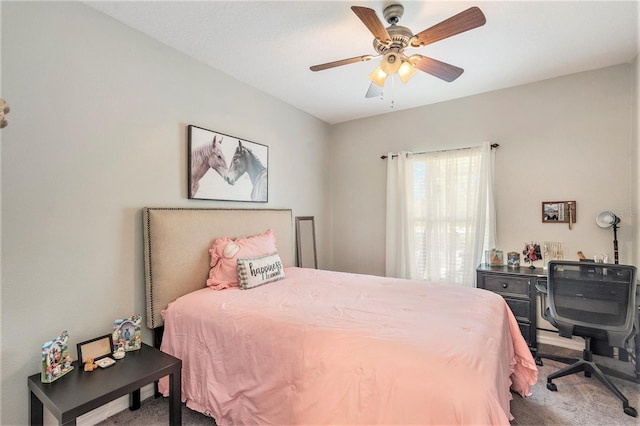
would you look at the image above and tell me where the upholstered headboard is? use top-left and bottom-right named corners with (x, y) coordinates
top-left (142, 208), bottom-right (293, 330)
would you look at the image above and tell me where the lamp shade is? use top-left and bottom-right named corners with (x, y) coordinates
top-left (369, 66), bottom-right (388, 87)
top-left (397, 61), bottom-right (417, 83)
top-left (596, 211), bottom-right (620, 228)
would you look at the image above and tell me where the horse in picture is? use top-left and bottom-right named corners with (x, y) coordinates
top-left (226, 141), bottom-right (267, 202)
top-left (190, 135), bottom-right (228, 197)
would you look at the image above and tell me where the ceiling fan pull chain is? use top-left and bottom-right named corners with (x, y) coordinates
top-left (390, 74), bottom-right (396, 108)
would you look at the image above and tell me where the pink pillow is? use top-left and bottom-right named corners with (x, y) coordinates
top-left (206, 229), bottom-right (278, 290)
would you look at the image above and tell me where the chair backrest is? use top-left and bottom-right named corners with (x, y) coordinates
top-left (547, 260), bottom-right (637, 348)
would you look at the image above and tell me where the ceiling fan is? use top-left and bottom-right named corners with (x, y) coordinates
top-left (310, 4), bottom-right (486, 97)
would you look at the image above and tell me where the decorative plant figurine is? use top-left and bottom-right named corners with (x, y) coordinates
top-left (523, 242), bottom-right (542, 269)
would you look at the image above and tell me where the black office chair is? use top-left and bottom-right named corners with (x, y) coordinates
top-left (536, 260), bottom-right (638, 417)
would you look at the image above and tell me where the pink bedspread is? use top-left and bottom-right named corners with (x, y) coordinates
top-left (159, 267), bottom-right (537, 425)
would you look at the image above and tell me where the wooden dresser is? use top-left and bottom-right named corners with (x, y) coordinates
top-left (476, 264), bottom-right (545, 357)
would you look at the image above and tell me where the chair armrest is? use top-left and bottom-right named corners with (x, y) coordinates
top-left (535, 281), bottom-right (549, 321)
top-left (535, 282), bottom-right (547, 294)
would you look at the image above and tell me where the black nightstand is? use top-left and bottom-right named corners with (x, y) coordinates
top-left (28, 343), bottom-right (181, 425)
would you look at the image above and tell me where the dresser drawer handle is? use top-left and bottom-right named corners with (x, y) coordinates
top-left (502, 283), bottom-right (508, 289)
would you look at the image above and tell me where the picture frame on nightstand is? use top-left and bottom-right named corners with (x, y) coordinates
top-left (77, 334), bottom-right (114, 366)
top-left (113, 314), bottom-right (142, 352)
top-left (41, 330), bottom-right (74, 383)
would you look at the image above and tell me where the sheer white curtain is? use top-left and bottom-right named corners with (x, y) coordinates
top-left (385, 142), bottom-right (496, 286)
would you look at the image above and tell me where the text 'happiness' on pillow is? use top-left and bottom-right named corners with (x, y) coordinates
top-left (237, 252), bottom-right (285, 290)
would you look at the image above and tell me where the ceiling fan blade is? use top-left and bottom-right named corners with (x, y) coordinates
top-left (365, 82), bottom-right (383, 98)
top-left (412, 6), bottom-right (486, 47)
top-left (310, 55), bottom-right (374, 72)
top-left (351, 6), bottom-right (390, 42)
top-left (412, 55), bottom-right (464, 82)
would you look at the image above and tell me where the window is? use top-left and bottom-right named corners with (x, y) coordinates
top-left (385, 143), bottom-right (495, 286)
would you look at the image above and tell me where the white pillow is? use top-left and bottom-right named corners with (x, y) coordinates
top-left (237, 252), bottom-right (285, 290)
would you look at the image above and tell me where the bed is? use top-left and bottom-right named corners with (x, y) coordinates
top-left (143, 207), bottom-right (538, 425)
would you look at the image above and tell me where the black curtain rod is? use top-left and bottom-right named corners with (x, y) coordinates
top-left (380, 143), bottom-right (500, 159)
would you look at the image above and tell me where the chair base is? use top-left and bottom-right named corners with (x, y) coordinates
top-left (540, 342), bottom-right (638, 418)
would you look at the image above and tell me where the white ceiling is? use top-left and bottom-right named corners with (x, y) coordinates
top-left (86, 1), bottom-right (639, 125)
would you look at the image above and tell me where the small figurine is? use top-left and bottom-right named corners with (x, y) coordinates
top-left (113, 346), bottom-right (126, 360)
top-left (84, 357), bottom-right (98, 372)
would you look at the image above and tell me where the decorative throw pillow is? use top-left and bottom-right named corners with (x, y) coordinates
top-left (206, 229), bottom-right (278, 290)
top-left (237, 252), bottom-right (285, 290)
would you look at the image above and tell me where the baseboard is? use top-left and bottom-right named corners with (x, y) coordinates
top-left (43, 384), bottom-right (156, 426)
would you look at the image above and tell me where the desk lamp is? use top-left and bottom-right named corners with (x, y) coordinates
top-left (596, 211), bottom-right (620, 264)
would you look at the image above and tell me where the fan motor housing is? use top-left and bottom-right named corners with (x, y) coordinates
top-left (372, 4), bottom-right (415, 55)
top-left (373, 24), bottom-right (414, 55)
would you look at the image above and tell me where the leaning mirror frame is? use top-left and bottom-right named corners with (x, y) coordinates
top-left (295, 216), bottom-right (317, 269)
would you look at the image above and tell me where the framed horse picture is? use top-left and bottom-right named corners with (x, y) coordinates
top-left (188, 125), bottom-right (268, 202)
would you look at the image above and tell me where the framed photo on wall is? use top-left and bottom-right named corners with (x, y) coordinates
top-left (188, 125), bottom-right (268, 202)
top-left (542, 201), bottom-right (576, 224)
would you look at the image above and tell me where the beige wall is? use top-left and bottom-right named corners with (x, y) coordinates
top-left (329, 64), bottom-right (636, 275)
top-left (0, 3), bottom-right (329, 424)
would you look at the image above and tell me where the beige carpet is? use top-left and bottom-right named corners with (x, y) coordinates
top-left (510, 344), bottom-right (639, 425)
top-left (98, 344), bottom-right (639, 425)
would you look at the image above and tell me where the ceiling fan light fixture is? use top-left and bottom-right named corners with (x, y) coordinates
top-left (369, 65), bottom-right (388, 87)
top-left (380, 52), bottom-right (401, 74)
top-left (398, 60), bottom-right (417, 84)
top-left (310, 5), bottom-right (487, 97)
